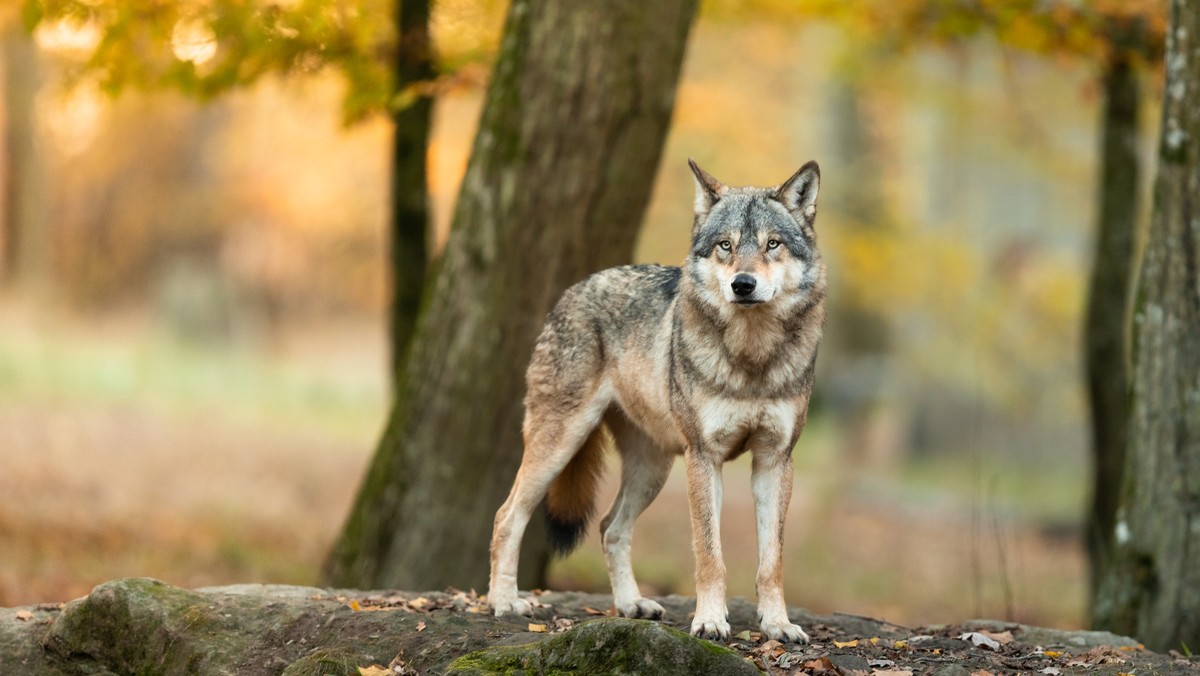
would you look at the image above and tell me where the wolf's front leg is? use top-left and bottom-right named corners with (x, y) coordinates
top-left (751, 452), bottom-right (808, 643)
top-left (685, 449), bottom-right (730, 640)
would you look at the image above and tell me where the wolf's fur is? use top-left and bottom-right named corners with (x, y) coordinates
top-left (488, 160), bottom-right (826, 643)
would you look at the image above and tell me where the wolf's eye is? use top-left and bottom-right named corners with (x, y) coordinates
top-left (717, 240), bottom-right (732, 251)
top-left (767, 239), bottom-right (781, 250)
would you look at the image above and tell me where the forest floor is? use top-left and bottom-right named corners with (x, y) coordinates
top-left (1, 298), bottom-right (1087, 631)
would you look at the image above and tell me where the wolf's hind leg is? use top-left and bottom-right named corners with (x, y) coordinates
top-left (489, 389), bottom-right (610, 617)
top-left (599, 413), bottom-right (673, 620)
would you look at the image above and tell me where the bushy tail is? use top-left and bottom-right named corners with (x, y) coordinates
top-left (544, 423), bottom-right (610, 557)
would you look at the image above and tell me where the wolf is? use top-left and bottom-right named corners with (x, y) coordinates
top-left (488, 159), bottom-right (826, 643)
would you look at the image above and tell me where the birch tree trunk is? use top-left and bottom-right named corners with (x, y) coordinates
top-left (323, 0), bottom-right (698, 590)
top-left (1092, 0), bottom-right (1200, 652)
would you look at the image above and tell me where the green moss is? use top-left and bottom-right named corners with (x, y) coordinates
top-left (283, 648), bottom-right (368, 676)
top-left (445, 618), bottom-right (761, 676)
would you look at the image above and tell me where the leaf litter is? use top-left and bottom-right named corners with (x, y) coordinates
top-left (308, 591), bottom-right (1197, 676)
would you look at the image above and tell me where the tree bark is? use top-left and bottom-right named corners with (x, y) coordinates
top-left (1084, 51), bottom-right (1140, 606)
top-left (1, 25), bottom-right (48, 289)
top-left (323, 0), bottom-right (698, 590)
top-left (1092, 0), bottom-right (1200, 652)
top-left (387, 0), bottom-right (434, 374)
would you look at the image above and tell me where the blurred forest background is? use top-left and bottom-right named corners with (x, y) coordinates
top-left (0, 0), bottom-right (1163, 630)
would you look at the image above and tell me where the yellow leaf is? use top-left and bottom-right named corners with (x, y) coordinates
top-left (409, 597), bottom-right (430, 610)
top-left (869, 637), bottom-right (880, 645)
top-left (15, 610), bottom-right (33, 621)
top-left (358, 666), bottom-right (391, 676)
top-left (1044, 650), bottom-right (1062, 658)
top-left (834, 639), bottom-right (859, 648)
top-left (416, 620), bottom-right (426, 632)
top-left (528, 623), bottom-right (547, 632)
top-left (348, 600), bottom-right (362, 612)
top-left (893, 640), bottom-right (907, 649)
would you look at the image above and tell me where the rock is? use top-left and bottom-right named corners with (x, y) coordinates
top-left (0, 577), bottom-right (1180, 676)
top-left (446, 617), bottom-right (761, 675)
top-left (962, 619), bottom-right (1142, 649)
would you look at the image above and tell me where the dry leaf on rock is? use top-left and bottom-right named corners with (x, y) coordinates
top-left (804, 656), bottom-right (837, 673)
top-left (871, 670), bottom-right (913, 676)
top-left (753, 639), bottom-right (785, 657)
top-left (415, 620), bottom-right (426, 632)
top-left (834, 639), bottom-right (860, 648)
top-left (978, 630), bottom-right (1014, 645)
top-left (528, 623), bottom-right (547, 632)
top-left (15, 610), bottom-right (33, 621)
top-left (358, 666), bottom-right (391, 676)
top-left (959, 632), bottom-right (1001, 651)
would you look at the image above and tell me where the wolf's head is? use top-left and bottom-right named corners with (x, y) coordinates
top-left (684, 160), bottom-right (823, 316)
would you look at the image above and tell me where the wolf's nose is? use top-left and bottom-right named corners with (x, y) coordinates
top-left (731, 274), bottom-right (757, 297)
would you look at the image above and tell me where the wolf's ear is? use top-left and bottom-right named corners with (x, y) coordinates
top-left (774, 161), bottom-right (820, 223)
top-left (688, 158), bottom-right (726, 215)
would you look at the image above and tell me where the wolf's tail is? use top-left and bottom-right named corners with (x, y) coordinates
top-left (544, 423), bottom-right (609, 556)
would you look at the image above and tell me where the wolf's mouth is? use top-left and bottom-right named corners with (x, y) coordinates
top-left (734, 299), bottom-right (763, 306)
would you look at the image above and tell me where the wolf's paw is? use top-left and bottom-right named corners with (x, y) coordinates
top-left (760, 620), bottom-right (809, 644)
top-left (490, 596), bottom-right (533, 617)
top-left (615, 597), bottom-right (665, 620)
top-left (690, 615), bottom-right (731, 641)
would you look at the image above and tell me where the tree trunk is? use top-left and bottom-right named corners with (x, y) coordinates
top-left (1084, 51), bottom-right (1140, 606)
top-left (1092, 0), bottom-right (1200, 652)
top-left (387, 0), bottom-right (434, 374)
top-left (323, 0), bottom-right (698, 590)
top-left (1, 25), bottom-right (48, 289)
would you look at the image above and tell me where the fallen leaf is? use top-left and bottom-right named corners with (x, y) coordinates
top-left (978, 629), bottom-right (1014, 645)
top-left (408, 597), bottom-right (430, 610)
top-left (735, 630), bottom-right (753, 641)
top-left (871, 670), bottom-right (913, 676)
top-left (969, 671), bottom-right (996, 676)
top-left (1043, 650), bottom-right (1063, 658)
top-left (869, 636), bottom-right (881, 645)
top-left (348, 600), bottom-right (362, 612)
top-left (803, 656), bottom-right (836, 673)
top-left (581, 606), bottom-right (608, 616)
top-left (753, 639), bottom-right (785, 657)
top-left (15, 610), bottom-right (33, 621)
top-left (893, 640), bottom-right (907, 649)
top-left (416, 620), bottom-right (426, 632)
top-left (1040, 668), bottom-right (1061, 675)
top-left (834, 639), bottom-right (860, 648)
top-left (869, 659), bottom-right (896, 668)
top-left (960, 632), bottom-right (1001, 651)
top-left (528, 623), bottom-right (547, 632)
top-left (358, 666), bottom-right (390, 676)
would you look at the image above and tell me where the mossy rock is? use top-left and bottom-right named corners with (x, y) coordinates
top-left (446, 617), bottom-right (762, 675)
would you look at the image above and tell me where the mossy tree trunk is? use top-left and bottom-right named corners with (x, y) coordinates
top-left (323, 0), bottom-right (698, 590)
top-left (1084, 48), bottom-right (1141, 605)
top-left (1092, 0), bottom-right (1200, 652)
top-left (387, 0), bottom-right (434, 374)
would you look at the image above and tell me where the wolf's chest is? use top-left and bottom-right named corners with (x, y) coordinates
top-left (693, 396), bottom-right (801, 459)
